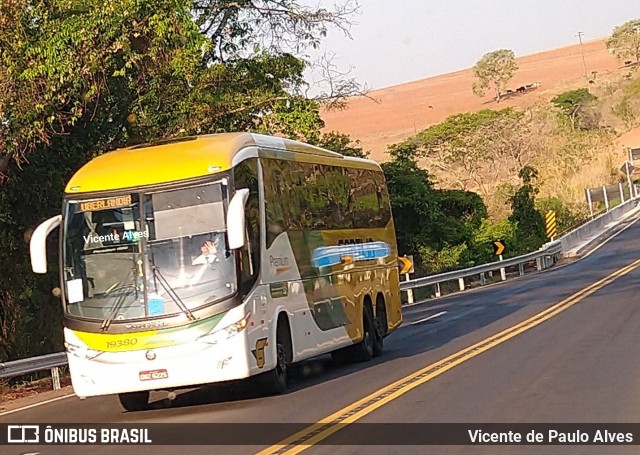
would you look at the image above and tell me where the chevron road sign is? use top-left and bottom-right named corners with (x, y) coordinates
top-left (546, 210), bottom-right (558, 239)
top-left (399, 255), bottom-right (414, 274)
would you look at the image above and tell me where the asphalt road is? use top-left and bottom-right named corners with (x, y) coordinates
top-left (3, 214), bottom-right (640, 455)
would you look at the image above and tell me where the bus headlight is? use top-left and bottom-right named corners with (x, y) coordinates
top-left (65, 342), bottom-right (102, 360)
top-left (199, 313), bottom-right (250, 345)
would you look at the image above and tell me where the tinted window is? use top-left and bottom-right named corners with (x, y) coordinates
top-left (262, 159), bottom-right (391, 247)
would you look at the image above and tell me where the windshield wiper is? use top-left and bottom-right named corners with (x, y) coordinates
top-left (100, 284), bottom-right (138, 332)
top-left (100, 273), bottom-right (138, 331)
top-left (149, 265), bottom-right (196, 321)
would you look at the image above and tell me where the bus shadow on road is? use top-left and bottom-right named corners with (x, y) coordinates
top-left (134, 257), bottom-right (630, 414)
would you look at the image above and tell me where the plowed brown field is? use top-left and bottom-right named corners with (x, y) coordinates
top-left (321, 38), bottom-right (637, 162)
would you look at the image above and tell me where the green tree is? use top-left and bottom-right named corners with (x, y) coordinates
top-left (0, 0), bottom-right (361, 170)
top-left (0, 0), bottom-right (207, 167)
top-left (472, 49), bottom-right (518, 102)
top-left (192, 0), bottom-right (358, 63)
top-left (0, 0), bottom-right (360, 361)
top-left (399, 109), bottom-right (539, 200)
top-left (551, 88), bottom-right (598, 130)
top-left (606, 19), bottom-right (640, 64)
top-left (381, 156), bottom-right (441, 258)
top-left (435, 189), bottom-right (487, 246)
top-left (470, 218), bottom-right (517, 264)
top-left (382, 147), bottom-right (490, 274)
top-left (509, 166), bottom-right (546, 253)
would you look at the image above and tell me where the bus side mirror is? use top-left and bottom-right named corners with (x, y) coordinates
top-left (30, 215), bottom-right (62, 274)
top-left (227, 188), bottom-right (250, 250)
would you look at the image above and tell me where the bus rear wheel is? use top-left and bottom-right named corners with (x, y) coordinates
top-left (348, 304), bottom-right (375, 362)
top-left (118, 390), bottom-right (150, 412)
top-left (373, 296), bottom-right (387, 358)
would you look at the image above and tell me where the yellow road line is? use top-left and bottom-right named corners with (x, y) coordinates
top-left (256, 258), bottom-right (640, 454)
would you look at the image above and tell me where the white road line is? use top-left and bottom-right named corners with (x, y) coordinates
top-left (406, 311), bottom-right (447, 326)
top-left (0, 394), bottom-right (75, 416)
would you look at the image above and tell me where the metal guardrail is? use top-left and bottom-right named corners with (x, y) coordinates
top-left (0, 352), bottom-right (67, 390)
top-left (1, 198), bottom-right (638, 391)
top-left (399, 197), bottom-right (639, 301)
top-left (400, 241), bottom-right (562, 292)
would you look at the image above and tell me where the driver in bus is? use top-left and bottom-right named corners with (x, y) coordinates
top-left (192, 232), bottom-right (229, 267)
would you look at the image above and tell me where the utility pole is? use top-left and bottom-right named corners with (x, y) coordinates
top-left (576, 31), bottom-right (588, 83)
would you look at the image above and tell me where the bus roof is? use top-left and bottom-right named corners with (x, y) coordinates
top-left (65, 133), bottom-right (380, 194)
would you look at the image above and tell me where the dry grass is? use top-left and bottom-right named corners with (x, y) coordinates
top-left (321, 39), bottom-right (640, 216)
top-left (0, 375), bottom-right (71, 404)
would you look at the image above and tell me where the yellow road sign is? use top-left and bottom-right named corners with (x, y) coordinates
top-left (493, 240), bottom-right (505, 255)
top-left (399, 255), bottom-right (414, 274)
top-left (545, 210), bottom-right (557, 239)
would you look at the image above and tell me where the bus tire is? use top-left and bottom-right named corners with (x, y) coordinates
top-left (348, 303), bottom-right (374, 362)
top-left (260, 315), bottom-right (291, 395)
top-left (373, 295), bottom-right (387, 357)
top-left (118, 390), bottom-right (149, 412)
top-left (331, 347), bottom-right (349, 365)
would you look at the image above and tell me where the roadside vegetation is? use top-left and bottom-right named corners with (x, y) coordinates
top-left (390, 18), bottom-right (640, 278)
top-left (0, 4), bottom-right (638, 368)
top-left (0, 0), bottom-right (362, 363)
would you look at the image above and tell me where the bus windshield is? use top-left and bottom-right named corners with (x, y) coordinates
top-left (62, 182), bottom-right (236, 323)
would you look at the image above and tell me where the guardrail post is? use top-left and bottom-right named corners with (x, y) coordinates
top-left (435, 283), bottom-right (441, 298)
top-left (480, 272), bottom-right (486, 285)
top-left (405, 273), bottom-right (414, 304)
top-left (51, 367), bottom-right (61, 390)
top-left (536, 258), bottom-right (542, 271)
top-left (458, 278), bottom-right (465, 291)
top-left (519, 263), bottom-right (524, 276)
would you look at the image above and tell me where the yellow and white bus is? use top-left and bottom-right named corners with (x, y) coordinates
top-left (30, 133), bottom-right (402, 411)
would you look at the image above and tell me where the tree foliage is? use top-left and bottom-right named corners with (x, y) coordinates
top-left (509, 166), bottom-right (546, 253)
top-left (0, 0), bottom-right (207, 167)
top-left (551, 88), bottom-right (598, 130)
top-left (0, 0), bottom-right (362, 361)
top-left (192, 0), bottom-right (358, 62)
top-left (606, 18), bottom-right (640, 64)
top-left (472, 49), bottom-right (518, 102)
top-left (381, 152), bottom-right (489, 274)
top-left (396, 109), bottom-right (541, 200)
top-left (381, 157), bottom-right (441, 258)
top-left (0, 0), bottom-right (362, 170)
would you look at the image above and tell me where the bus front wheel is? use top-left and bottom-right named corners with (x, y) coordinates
top-left (118, 390), bottom-right (150, 412)
top-left (260, 317), bottom-right (292, 395)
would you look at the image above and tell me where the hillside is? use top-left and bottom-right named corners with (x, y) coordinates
top-left (321, 38), bottom-right (638, 161)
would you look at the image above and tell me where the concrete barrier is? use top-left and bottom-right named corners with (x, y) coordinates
top-left (561, 199), bottom-right (639, 257)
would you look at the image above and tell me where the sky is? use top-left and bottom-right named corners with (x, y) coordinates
top-left (304, 0), bottom-right (639, 91)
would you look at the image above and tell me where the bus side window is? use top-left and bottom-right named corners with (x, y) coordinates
top-left (234, 159), bottom-right (261, 296)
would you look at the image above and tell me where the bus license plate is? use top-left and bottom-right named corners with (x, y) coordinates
top-left (139, 369), bottom-right (168, 381)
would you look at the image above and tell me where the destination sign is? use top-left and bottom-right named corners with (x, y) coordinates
top-left (79, 195), bottom-right (132, 212)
